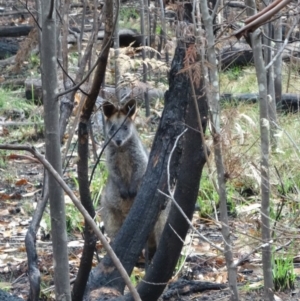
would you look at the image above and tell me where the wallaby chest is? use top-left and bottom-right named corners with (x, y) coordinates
top-left (107, 144), bottom-right (137, 183)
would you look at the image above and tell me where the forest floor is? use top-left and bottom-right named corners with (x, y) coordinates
top-left (0, 155), bottom-right (300, 301)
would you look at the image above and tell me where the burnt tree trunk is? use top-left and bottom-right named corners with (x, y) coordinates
top-left (85, 44), bottom-right (190, 298)
top-left (72, 0), bottom-right (114, 300)
top-left (85, 6), bottom-right (208, 301)
top-left (129, 68), bottom-right (208, 301)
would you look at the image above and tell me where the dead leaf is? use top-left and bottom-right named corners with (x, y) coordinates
top-left (0, 193), bottom-right (11, 200)
top-left (215, 271), bottom-right (227, 283)
top-left (15, 179), bottom-right (28, 186)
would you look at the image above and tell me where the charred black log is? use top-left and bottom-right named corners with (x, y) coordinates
top-left (0, 25), bottom-right (33, 37)
top-left (219, 43), bottom-right (254, 70)
top-left (0, 41), bottom-right (18, 59)
top-left (0, 290), bottom-right (24, 301)
top-left (97, 28), bottom-right (146, 48)
top-left (162, 279), bottom-right (227, 300)
top-left (221, 93), bottom-right (300, 113)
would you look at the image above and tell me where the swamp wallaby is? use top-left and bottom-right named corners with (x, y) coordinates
top-left (101, 99), bottom-right (169, 252)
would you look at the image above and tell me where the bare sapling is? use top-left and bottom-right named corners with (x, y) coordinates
top-left (198, 0), bottom-right (239, 299)
top-left (40, 0), bottom-right (71, 300)
top-left (251, 29), bottom-right (274, 301)
top-left (246, 0), bottom-right (274, 299)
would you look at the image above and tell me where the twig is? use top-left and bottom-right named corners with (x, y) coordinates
top-left (265, 20), bottom-right (296, 70)
top-left (56, 0), bottom-right (118, 98)
top-left (234, 239), bottom-right (273, 266)
top-left (166, 129), bottom-right (187, 195)
top-left (271, 121), bottom-right (300, 159)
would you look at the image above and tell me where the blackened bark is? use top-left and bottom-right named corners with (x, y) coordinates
top-left (73, 0), bottom-right (114, 299)
top-left (86, 43), bottom-right (207, 301)
top-left (72, 123), bottom-right (98, 301)
top-left (85, 3), bottom-right (200, 299)
top-left (80, 2), bottom-right (113, 123)
top-left (130, 76), bottom-right (208, 301)
top-left (25, 176), bottom-right (49, 301)
top-left (0, 25), bottom-right (33, 37)
top-left (86, 44), bottom-right (189, 296)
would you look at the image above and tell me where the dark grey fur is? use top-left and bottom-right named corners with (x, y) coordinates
top-left (101, 99), bottom-right (169, 246)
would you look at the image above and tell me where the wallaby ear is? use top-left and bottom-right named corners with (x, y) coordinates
top-left (122, 99), bottom-right (136, 118)
top-left (102, 101), bottom-right (117, 118)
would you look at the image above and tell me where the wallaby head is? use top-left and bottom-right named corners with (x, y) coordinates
top-left (102, 99), bottom-right (137, 147)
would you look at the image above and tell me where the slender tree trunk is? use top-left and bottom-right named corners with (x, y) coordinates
top-left (150, 0), bottom-right (158, 59)
top-left (73, 0), bottom-right (114, 300)
top-left (263, 0), bottom-right (278, 150)
top-left (140, 0), bottom-right (148, 82)
top-left (114, 0), bottom-right (121, 102)
top-left (40, 1), bottom-right (71, 300)
top-left (250, 27), bottom-right (274, 301)
top-left (199, 0), bottom-right (239, 300)
top-left (158, 0), bottom-right (168, 64)
top-left (246, 1), bottom-right (274, 298)
top-left (26, 4), bottom-right (44, 300)
top-left (274, 18), bottom-right (282, 109)
top-left (72, 121), bottom-right (98, 301)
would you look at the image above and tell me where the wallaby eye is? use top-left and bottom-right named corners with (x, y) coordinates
top-left (110, 125), bottom-right (115, 132)
top-left (123, 125), bottom-right (128, 130)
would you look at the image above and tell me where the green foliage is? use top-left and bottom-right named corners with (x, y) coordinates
top-left (175, 247), bottom-right (189, 275)
top-left (130, 273), bottom-right (138, 287)
top-left (90, 161), bottom-right (108, 208)
top-left (272, 248), bottom-right (296, 291)
top-left (156, 25), bottom-right (162, 35)
top-left (119, 7), bottom-right (139, 27)
top-left (69, 52), bottom-right (79, 66)
top-left (197, 172), bottom-right (217, 217)
top-left (43, 202), bottom-right (84, 234)
top-left (0, 88), bottom-right (44, 142)
top-left (197, 173), bottom-right (237, 217)
top-left (224, 66), bottom-right (243, 81)
top-left (29, 53), bottom-right (40, 67)
top-left (0, 88), bottom-right (39, 122)
top-left (65, 203), bottom-right (84, 233)
top-left (0, 151), bottom-right (7, 169)
top-left (276, 171), bottom-right (300, 197)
